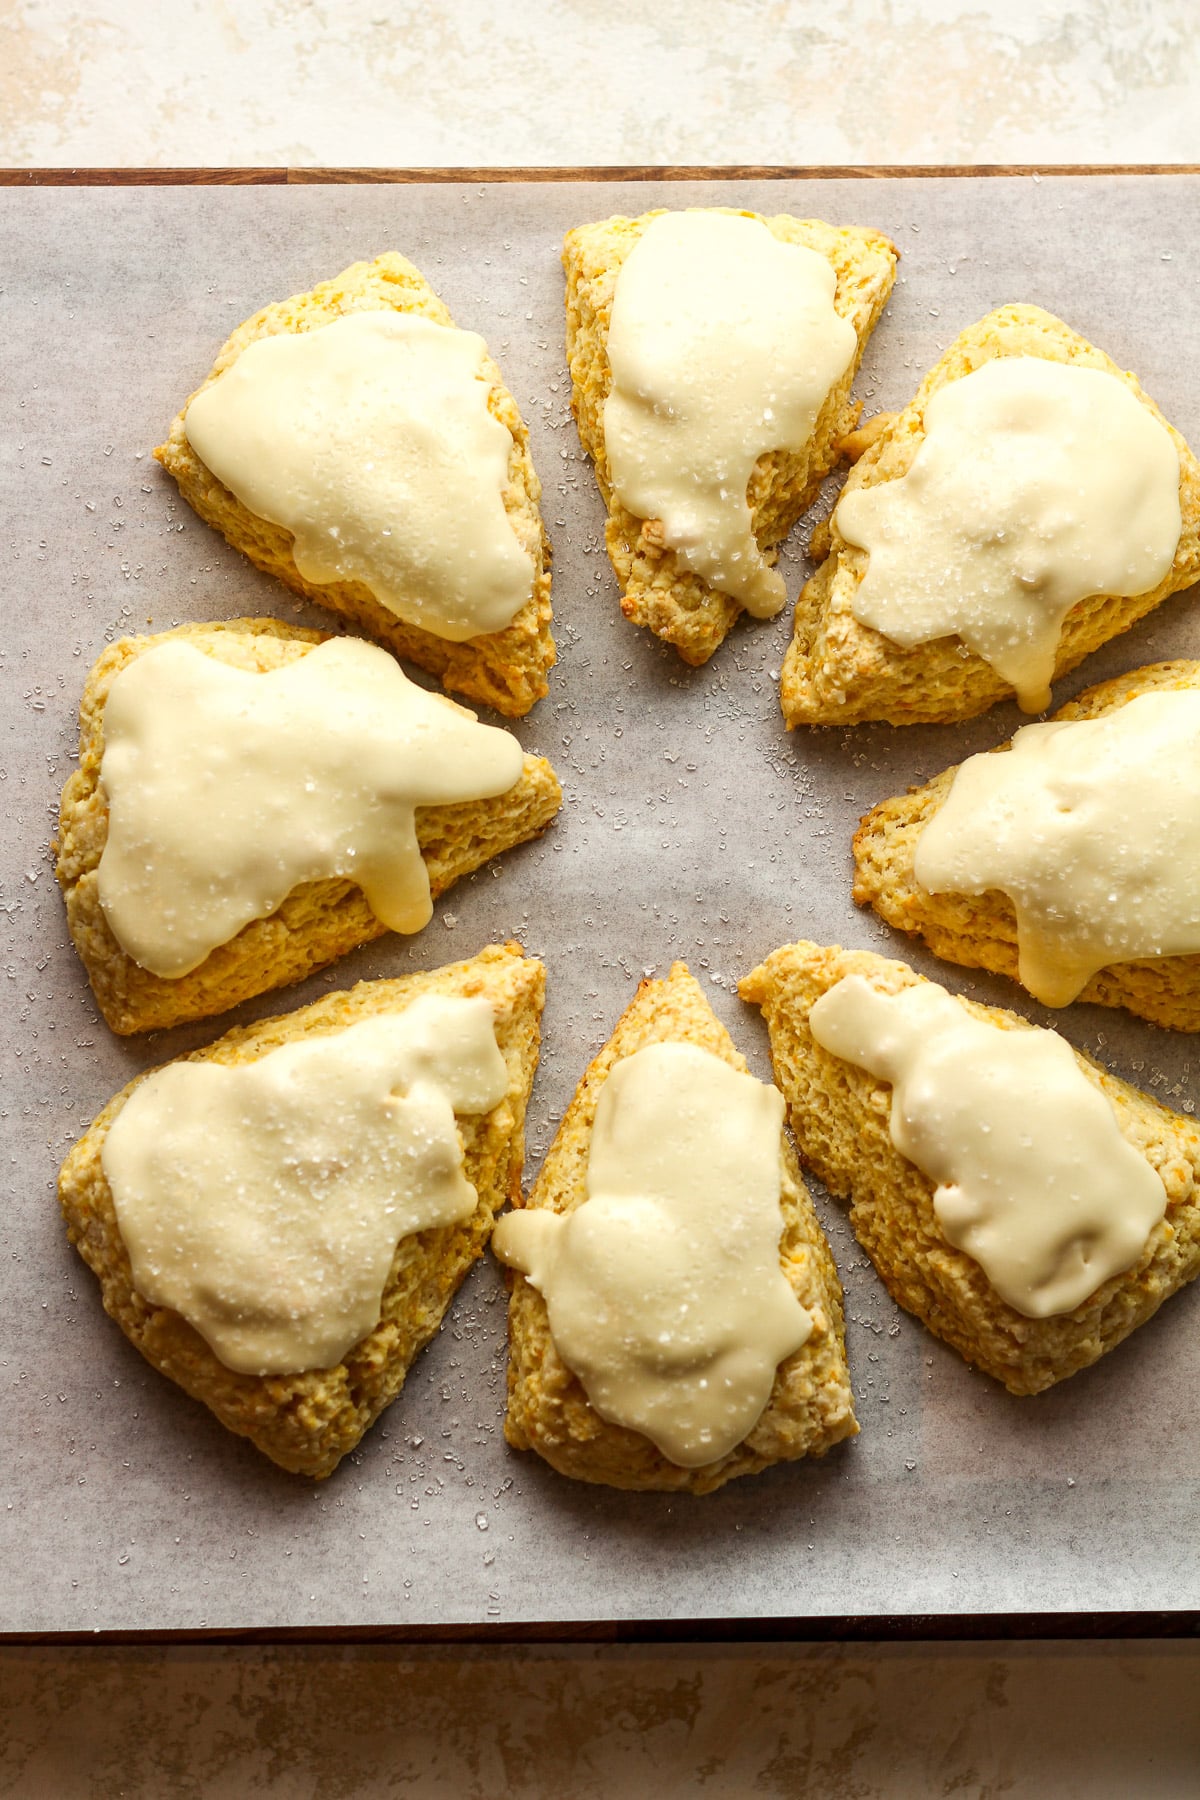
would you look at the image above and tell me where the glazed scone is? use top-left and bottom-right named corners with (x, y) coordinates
top-left (740, 941), bottom-right (1200, 1395)
top-left (500, 962), bottom-right (857, 1492)
top-left (155, 254), bottom-right (555, 718)
top-left (55, 619), bottom-right (562, 1035)
top-left (564, 209), bottom-right (898, 665)
top-left (58, 943), bottom-right (544, 1478)
top-left (853, 660), bottom-right (1200, 1030)
top-left (780, 304), bottom-right (1200, 727)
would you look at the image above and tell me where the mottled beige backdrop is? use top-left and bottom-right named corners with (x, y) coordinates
top-left (3, 0), bottom-right (1199, 167)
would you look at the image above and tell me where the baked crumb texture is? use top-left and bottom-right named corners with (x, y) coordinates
top-left (58, 942), bottom-right (545, 1479)
top-left (780, 303), bottom-right (1200, 727)
top-left (563, 210), bottom-right (898, 666)
top-left (501, 961), bottom-right (857, 1493)
top-left (154, 254), bottom-right (555, 718)
top-left (740, 940), bottom-right (1200, 1395)
top-left (55, 619), bottom-right (562, 1035)
top-left (853, 659), bottom-right (1200, 1030)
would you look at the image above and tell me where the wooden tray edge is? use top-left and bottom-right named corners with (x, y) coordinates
top-left (3, 163), bottom-right (1200, 187)
top-left (3, 1610), bottom-right (1198, 1647)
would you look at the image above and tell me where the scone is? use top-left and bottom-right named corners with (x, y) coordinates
top-left (564, 209), bottom-right (898, 665)
top-left (853, 660), bottom-right (1200, 1030)
top-left (497, 962), bottom-right (857, 1493)
top-left (780, 304), bottom-right (1200, 727)
top-left (59, 943), bottom-right (544, 1479)
top-left (155, 253), bottom-right (555, 718)
top-left (740, 940), bottom-right (1200, 1395)
top-left (55, 619), bottom-right (562, 1035)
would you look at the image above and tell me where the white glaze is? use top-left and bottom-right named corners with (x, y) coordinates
top-left (493, 1041), bottom-right (812, 1467)
top-left (97, 636), bottom-right (524, 977)
top-left (604, 211), bottom-right (856, 616)
top-left (102, 995), bottom-right (509, 1374)
top-left (915, 688), bottom-right (1200, 1005)
top-left (810, 974), bottom-right (1166, 1317)
top-left (837, 356), bottom-right (1180, 710)
top-left (185, 311), bottom-right (535, 642)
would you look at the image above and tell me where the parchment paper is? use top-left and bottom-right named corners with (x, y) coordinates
top-left (3, 176), bottom-right (1199, 1634)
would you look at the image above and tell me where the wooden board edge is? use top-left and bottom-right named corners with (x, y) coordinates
top-left (2, 163), bottom-right (1199, 187)
top-left (285, 163), bottom-right (1200, 183)
top-left (0, 167), bottom-right (288, 186)
top-left (2, 1610), bottom-right (1197, 1647)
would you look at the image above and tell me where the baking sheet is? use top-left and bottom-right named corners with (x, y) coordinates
top-left (3, 175), bottom-right (1199, 1635)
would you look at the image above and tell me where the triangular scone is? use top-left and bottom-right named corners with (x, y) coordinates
top-left (564, 211), bottom-right (898, 666)
top-left (55, 620), bottom-right (562, 1035)
top-left (780, 304), bottom-right (1200, 727)
top-left (740, 941), bottom-right (1200, 1395)
top-left (58, 943), bottom-right (544, 1479)
top-left (155, 254), bottom-right (555, 718)
top-left (853, 660), bottom-right (1200, 1030)
top-left (501, 962), bottom-right (856, 1493)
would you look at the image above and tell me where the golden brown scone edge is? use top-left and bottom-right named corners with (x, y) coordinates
top-left (563, 210), bottom-right (898, 666)
top-left (55, 619), bottom-right (562, 1035)
top-left (154, 253), bottom-right (555, 718)
top-left (58, 942), bottom-right (545, 1478)
top-left (740, 939), bottom-right (1200, 1394)
top-left (852, 659), bottom-right (1200, 1029)
top-left (780, 304), bottom-right (1200, 727)
top-left (501, 960), bottom-right (857, 1493)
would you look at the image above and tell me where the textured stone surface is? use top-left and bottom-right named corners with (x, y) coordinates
top-left (3, 0), bottom-right (1200, 167)
top-left (4, 1642), bottom-right (1200, 1798)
